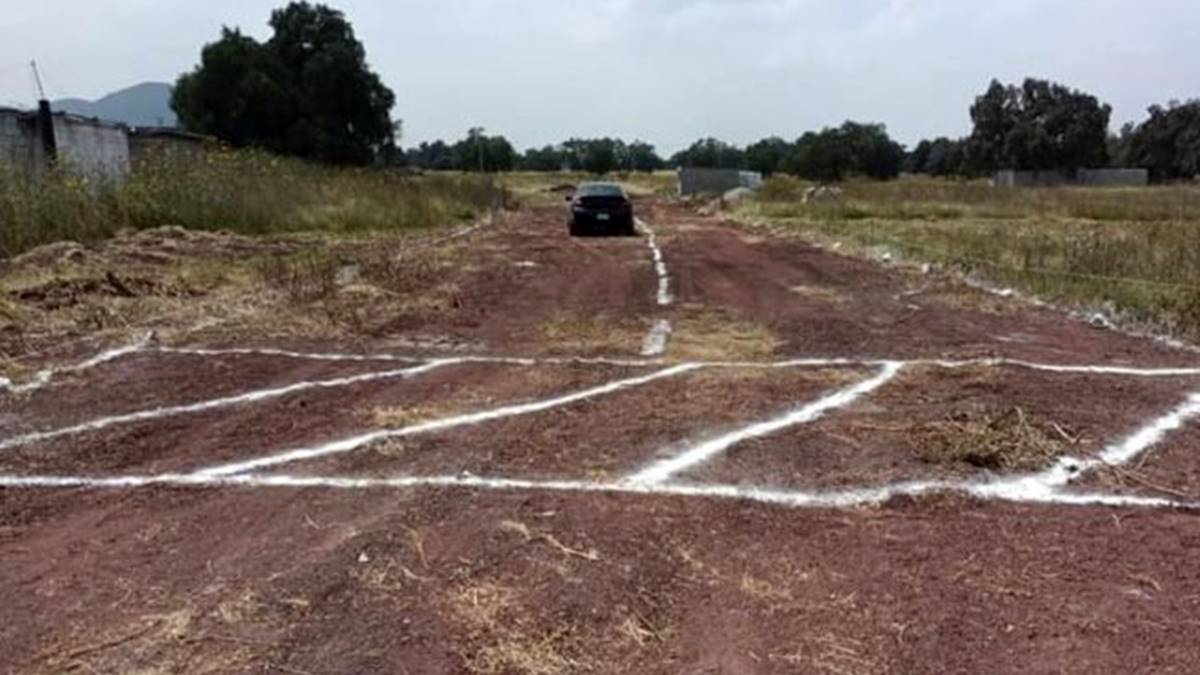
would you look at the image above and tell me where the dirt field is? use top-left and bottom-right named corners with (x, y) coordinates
top-left (2, 197), bottom-right (1200, 674)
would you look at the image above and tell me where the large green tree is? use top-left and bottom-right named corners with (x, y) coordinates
top-left (1124, 101), bottom-right (1200, 181)
top-left (172, 2), bottom-right (396, 165)
top-left (966, 78), bottom-right (1111, 173)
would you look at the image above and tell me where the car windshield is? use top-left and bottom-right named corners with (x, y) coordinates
top-left (576, 183), bottom-right (624, 197)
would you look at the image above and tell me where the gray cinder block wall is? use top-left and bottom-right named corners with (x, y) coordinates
top-left (0, 107), bottom-right (130, 182)
top-left (679, 167), bottom-right (764, 196)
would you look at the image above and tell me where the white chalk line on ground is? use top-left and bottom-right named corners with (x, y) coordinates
top-left (152, 345), bottom-right (1200, 378)
top-left (0, 333), bottom-right (152, 396)
top-left (0, 360), bottom-right (452, 451)
top-left (3, 379), bottom-right (1198, 511)
top-left (636, 217), bottom-right (674, 357)
top-left (0, 471), bottom-right (1191, 511)
top-left (192, 363), bottom-right (703, 478)
top-left (628, 361), bottom-right (905, 484)
top-left (636, 218), bottom-right (673, 307)
top-left (641, 320), bottom-right (673, 357)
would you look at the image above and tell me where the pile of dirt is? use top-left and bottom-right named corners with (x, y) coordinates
top-left (910, 406), bottom-right (1078, 472)
top-left (13, 272), bottom-right (202, 311)
top-left (105, 226), bottom-right (305, 265)
top-left (8, 241), bottom-right (100, 268)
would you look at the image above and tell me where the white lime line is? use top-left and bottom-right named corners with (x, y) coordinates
top-left (636, 218), bottom-right (673, 306)
top-left (158, 345), bottom-right (425, 364)
top-left (627, 361), bottom-right (905, 485)
top-left (153, 346), bottom-right (1200, 377)
top-left (1, 334), bottom-right (151, 396)
top-left (640, 319), bottom-right (673, 357)
top-left (0, 471), bottom-right (1189, 510)
top-left (192, 363), bottom-right (704, 478)
top-left (0, 360), bottom-right (452, 451)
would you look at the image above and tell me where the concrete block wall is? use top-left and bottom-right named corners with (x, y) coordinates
top-left (52, 115), bottom-right (129, 181)
top-left (679, 167), bottom-right (764, 196)
top-left (0, 110), bottom-right (41, 174)
top-left (0, 108), bottom-right (129, 182)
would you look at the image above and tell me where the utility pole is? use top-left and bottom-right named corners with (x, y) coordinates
top-left (30, 60), bottom-right (47, 100)
top-left (30, 60), bottom-right (56, 164)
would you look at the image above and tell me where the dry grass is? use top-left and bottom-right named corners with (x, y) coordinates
top-left (499, 520), bottom-right (600, 562)
top-left (911, 405), bottom-right (1076, 472)
top-left (449, 580), bottom-right (591, 675)
top-left (541, 313), bottom-right (644, 353)
top-left (788, 284), bottom-right (847, 304)
top-left (465, 630), bottom-right (584, 675)
top-left (369, 405), bottom-right (450, 429)
top-left (740, 573), bottom-right (795, 603)
top-left (669, 311), bottom-right (781, 360)
top-left (1, 150), bottom-right (501, 258)
top-left (617, 614), bottom-right (673, 649)
top-left (740, 175), bottom-right (1200, 341)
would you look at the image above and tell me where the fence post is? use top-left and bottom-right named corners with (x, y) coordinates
top-left (36, 99), bottom-right (57, 166)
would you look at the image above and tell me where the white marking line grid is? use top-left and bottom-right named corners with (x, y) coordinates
top-left (0, 360), bottom-right (452, 451)
top-left (3, 339), bottom-right (1200, 510)
top-left (628, 361), bottom-right (905, 484)
top-left (193, 363), bottom-right (703, 477)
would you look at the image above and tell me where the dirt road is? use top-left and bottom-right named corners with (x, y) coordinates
top-left (2, 200), bottom-right (1199, 674)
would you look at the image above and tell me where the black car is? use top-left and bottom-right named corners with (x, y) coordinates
top-left (567, 182), bottom-right (636, 236)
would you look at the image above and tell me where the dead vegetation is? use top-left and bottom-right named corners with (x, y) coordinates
top-left (450, 580), bottom-right (591, 675)
top-left (669, 310), bottom-right (781, 360)
top-left (541, 313), bottom-right (644, 354)
top-left (910, 405), bottom-right (1078, 472)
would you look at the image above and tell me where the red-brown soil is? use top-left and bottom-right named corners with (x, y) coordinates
top-left (2, 199), bottom-right (1200, 674)
top-left (685, 364), bottom-right (1200, 490)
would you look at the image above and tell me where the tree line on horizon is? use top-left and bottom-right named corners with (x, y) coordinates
top-left (171, 2), bottom-right (1200, 183)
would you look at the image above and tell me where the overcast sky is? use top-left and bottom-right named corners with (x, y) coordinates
top-left (2, 0), bottom-right (1197, 152)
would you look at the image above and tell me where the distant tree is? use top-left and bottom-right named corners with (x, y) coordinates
top-left (520, 145), bottom-right (566, 171)
top-left (451, 128), bottom-right (516, 172)
top-left (839, 121), bottom-right (905, 179)
top-left (908, 137), bottom-right (968, 176)
top-left (582, 138), bottom-right (620, 174)
top-left (406, 140), bottom-right (456, 170)
top-left (785, 122), bottom-right (903, 181)
top-left (745, 137), bottom-right (791, 176)
top-left (626, 141), bottom-right (664, 172)
top-left (671, 138), bottom-right (744, 169)
top-left (965, 78), bottom-right (1111, 173)
top-left (172, 2), bottom-right (397, 165)
top-left (1106, 123), bottom-right (1136, 169)
top-left (788, 130), bottom-right (852, 181)
top-left (1125, 101), bottom-right (1200, 181)
top-left (557, 138), bottom-right (629, 174)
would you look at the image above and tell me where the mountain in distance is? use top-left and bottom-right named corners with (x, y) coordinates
top-left (53, 82), bottom-right (176, 128)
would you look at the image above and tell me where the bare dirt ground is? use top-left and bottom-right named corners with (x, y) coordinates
top-left (2, 196), bottom-right (1200, 674)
